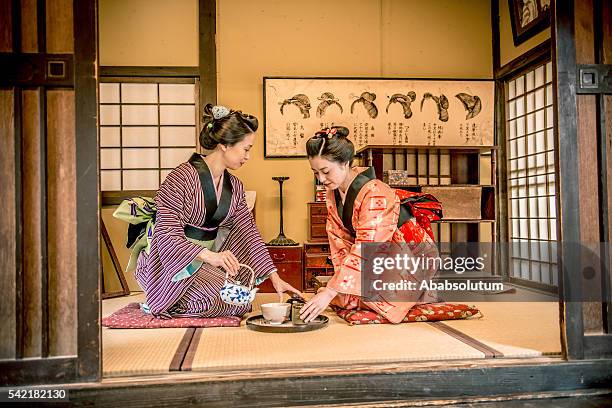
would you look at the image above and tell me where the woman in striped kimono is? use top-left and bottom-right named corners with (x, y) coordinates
top-left (133, 104), bottom-right (301, 318)
top-left (300, 126), bottom-right (442, 324)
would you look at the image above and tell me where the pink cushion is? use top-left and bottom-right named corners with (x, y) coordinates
top-left (335, 303), bottom-right (481, 325)
top-left (102, 302), bottom-right (241, 328)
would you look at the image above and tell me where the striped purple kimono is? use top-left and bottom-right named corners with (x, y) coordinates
top-left (134, 154), bottom-right (276, 318)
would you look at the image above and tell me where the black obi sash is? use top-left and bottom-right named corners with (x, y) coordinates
top-left (334, 167), bottom-right (413, 238)
top-left (184, 153), bottom-right (233, 241)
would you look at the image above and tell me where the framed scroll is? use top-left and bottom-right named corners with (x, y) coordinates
top-left (263, 77), bottom-right (494, 158)
top-left (508, 0), bottom-right (551, 46)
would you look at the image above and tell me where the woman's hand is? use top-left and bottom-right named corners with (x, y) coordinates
top-left (269, 272), bottom-right (304, 301)
top-left (300, 287), bottom-right (337, 323)
top-left (198, 248), bottom-right (240, 276)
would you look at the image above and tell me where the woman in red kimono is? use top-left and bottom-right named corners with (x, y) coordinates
top-left (132, 104), bottom-right (301, 318)
top-left (300, 126), bottom-right (442, 323)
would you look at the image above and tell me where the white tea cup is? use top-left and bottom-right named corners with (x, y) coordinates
top-left (261, 303), bottom-right (291, 325)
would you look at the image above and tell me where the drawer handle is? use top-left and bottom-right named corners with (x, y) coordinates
top-left (272, 253), bottom-right (286, 261)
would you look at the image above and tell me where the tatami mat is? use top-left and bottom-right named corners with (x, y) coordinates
top-left (187, 313), bottom-right (486, 371)
top-left (440, 302), bottom-right (562, 356)
top-left (103, 327), bottom-right (188, 377)
top-left (102, 292), bottom-right (561, 377)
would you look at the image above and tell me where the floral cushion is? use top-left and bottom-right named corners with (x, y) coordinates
top-left (102, 302), bottom-right (242, 328)
top-left (335, 303), bottom-right (481, 325)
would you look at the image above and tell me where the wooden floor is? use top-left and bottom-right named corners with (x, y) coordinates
top-left (102, 285), bottom-right (561, 378)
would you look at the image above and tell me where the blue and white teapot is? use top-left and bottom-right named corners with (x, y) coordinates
top-left (220, 263), bottom-right (259, 306)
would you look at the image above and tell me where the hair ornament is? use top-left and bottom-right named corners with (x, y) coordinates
top-left (314, 127), bottom-right (337, 140)
top-left (212, 105), bottom-right (231, 120)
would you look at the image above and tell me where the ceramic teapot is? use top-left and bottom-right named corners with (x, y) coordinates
top-left (220, 263), bottom-right (259, 306)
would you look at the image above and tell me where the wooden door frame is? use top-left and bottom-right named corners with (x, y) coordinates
top-left (553, 0), bottom-right (612, 359)
top-left (0, 0), bottom-right (100, 385)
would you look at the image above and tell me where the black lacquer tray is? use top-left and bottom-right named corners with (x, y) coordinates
top-left (245, 314), bottom-right (329, 333)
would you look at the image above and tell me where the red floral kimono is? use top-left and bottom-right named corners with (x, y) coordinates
top-left (325, 167), bottom-right (442, 323)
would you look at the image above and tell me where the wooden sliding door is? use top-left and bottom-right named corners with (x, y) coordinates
top-left (0, 0), bottom-right (99, 384)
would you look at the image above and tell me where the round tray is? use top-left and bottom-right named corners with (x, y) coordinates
top-left (246, 314), bottom-right (329, 333)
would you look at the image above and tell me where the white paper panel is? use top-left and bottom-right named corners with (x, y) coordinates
top-left (100, 127), bottom-right (120, 147)
top-left (121, 83), bottom-right (158, 103)
top-left (519, 198), bottom-right (527, 217)
top-left (535, 109), bottom-right (545, 131)
top-left (160, 105), bottom-right (196, 125)
top-left (160, 126), bottom-right (196, 146)
top-left (526, 92), bottom-right (535, 111)
top-left (100, 83), bottom-right (119, 103)
top-left (535, 88), bottom-right (545, 110)
top-left (516, 136), bottom-right (525, 156)
top-left (100, 105), bottom-right (120, 125)
top-left (508, 100), bottom-right (516, 119)
top-left (535, 66), bottom-right (545, 87)
top-left (100, 148), bottom-right (121, 169)
top-left (516, 76), bottom-right (525, 96)
top-left (516, 97), bottom-right (525, 116)
top-left (101, 170), bottom-right (121, 191)
top-left (529, 198), bottom-right (538, 218)
top-left (509, 119), bottom-right (516, 139)
top-left (527, 113), bottom-right (535, 134)
top-left (547, 129), bottom-right (555, 150)
top-left (123, 127), bottom-right (158, 147)
top-left (526, 71), bottom-right (535, 92)
top-left (159, 84), bottom-right (195, 103)
top-left (123, 170), bottom-right (159, 190)
top-left (516, 116), bottom-right (525, 136)
top-left (527, 133), bottom-right (536, 154)
top-left (508, 80), bottom-right (516, 99)
top-left (122, 105), bottom-right (158, 125)
top-left (546, 85), bottom-right (553, 105)
top-left (123, 148), bottom-right (159, 168)
top-left (160, 148), bottom-right (193, 168)
top-left (549, 196), bottom-right (557, 218)
top-left (536, 131), bottom-right (546, 153)
top-left (520, 220), bottom-right (529, 239)
top-left (538, 197), bottom-right (548, 217)
top-left (546, 62), bottom-right (553, 83)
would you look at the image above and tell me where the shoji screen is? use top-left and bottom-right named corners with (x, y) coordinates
top-left (506, 61), bottom-right (558, 288)
top-left (99, 80), bottom-right (198, 192)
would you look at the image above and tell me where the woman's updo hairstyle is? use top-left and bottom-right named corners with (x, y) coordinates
top-left (306, 126), bottom-right (354, 165)
top-left (199, 103), bottom-right (259, 150)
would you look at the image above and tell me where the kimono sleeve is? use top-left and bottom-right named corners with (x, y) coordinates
top-left (326, 184), bottom-right (400, 295)
top-left (153, 167), bottom-right (205, 278)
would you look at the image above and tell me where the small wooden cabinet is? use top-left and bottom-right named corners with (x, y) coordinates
top-left (258, 245), bottom-right (303, 293)
top-left (303, 241), bottom-right (335, 292)
top-left (308, 202), bottom-right (328, 242)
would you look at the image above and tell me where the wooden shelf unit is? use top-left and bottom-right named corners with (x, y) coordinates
top-left (356, 145), bottom-right (498, 245)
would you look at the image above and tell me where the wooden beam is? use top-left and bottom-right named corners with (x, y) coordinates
top-left (22, 88), bottom-right (43, 358)
top-left (0, 89), bottom-right (16, 360)
top-left (199, 0), bottom-right (217, 108)
top-left (63, 359), bottom-right (612, 407)
top-left (74, 0), bottom-right (100, 382)
top-left (99, 66), bottom-right (199, 78)
top-left (553, 0), bottom-right (585, 359)
top-left (495, 39), bottom-right (551, 80)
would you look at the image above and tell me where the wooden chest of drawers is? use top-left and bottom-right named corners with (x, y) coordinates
top-left (308, 202), bottom-right (328, 242)
top-left (258, 245), bottom-right (303, 293)
top-left (303, 241), bottom-right (334, 292)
